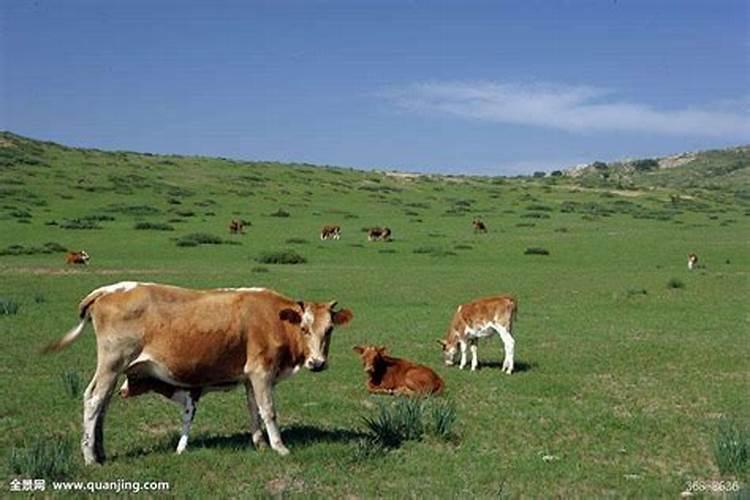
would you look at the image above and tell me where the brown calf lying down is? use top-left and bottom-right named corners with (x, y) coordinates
top-left (353, 345), bottom-right (444, 395)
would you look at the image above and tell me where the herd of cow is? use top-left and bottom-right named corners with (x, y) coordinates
top-left (44, 279), bottom-right (517, 464)
top-left (48, 217), bottom-right (700, 465)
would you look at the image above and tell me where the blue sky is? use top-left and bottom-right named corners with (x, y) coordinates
top-left (2, 0), bottom-right (748, 175)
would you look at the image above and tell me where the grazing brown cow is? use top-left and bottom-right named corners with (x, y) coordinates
top-left (439, 295), bottom-right (518, 374)
top-left (320, 224), bottom-right (341, 240)
top-left (353, 345), bottom-right (444, 395)
top-left (65, 250), bottom-right (90, 265)
top-left (229, 219), bottom-right (245, 234)
top-left (688, 252), bottom-right (698, 270)
top-left (43, 281), bottom-right (353, 463)
top-left (472, 218), bottom-right (488, 233)
top-left (367, 226), bottom-right (392, 241)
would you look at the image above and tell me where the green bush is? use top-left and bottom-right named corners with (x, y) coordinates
top-left (134, 222), bottom-right (174, 231)
top-left (0, 298), bottom-right (19, 315)
top-left (362, 398), bottom-right (457, 450)
top-left (8, 437), bottom-right (76, 480)
top-left (176, 233), bottom-right (231, 247)
top-left (524, 247), bottom-right (550, 255)
top-left (714, 418), bottom-right (749, 475)
top-left (256, 250), bottom-right (306, 265)
top-left (269, 208), bottom-right (290, 217)
top-left (59, 218), bottom-right (101, 230)
top-left (667, 278), bottom-right (685, 289)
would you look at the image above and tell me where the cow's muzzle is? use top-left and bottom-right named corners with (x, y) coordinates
top-left (306, 358), bottom-right (327, 372)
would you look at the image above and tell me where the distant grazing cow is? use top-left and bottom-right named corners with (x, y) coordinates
top-left (43, 282), bottom-right (353, 463)
top-left (439, 295), bottom-right (518, 374)
top-left (472, 218), bottom-right (488, 233)
top-left (229, 219), bottom-right (245, 234)
top-left (688, 253), bottom-right (698, 270)
top-left (353, 345), bottom-right (444, 395)
top-left (367, 226), bottom-right (392, 241)
top-left (65, 250), bottom-right (90, 265)
top-left (320, 224), bottom-right (341, 240)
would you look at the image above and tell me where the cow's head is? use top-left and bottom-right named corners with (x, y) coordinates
top-left (280, 301), bottom-right (353, 372)
top-left (352, 345), bottom-right (386, 373)
top-left (80, 250), bottom-right (90, 263)
top-left (437, 337), bottom-right (459, 366)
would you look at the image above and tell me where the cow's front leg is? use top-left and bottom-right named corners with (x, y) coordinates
top-left (244, 381), bottom-right (266, 449)
top-left (470, 341), bottom-right (479, 371)
top-left (171, 390), bottom-right (197, 454)
top-left (459, 340), bottom-right (468, 370)
top-left (249, 374), bottom-right (289, 456)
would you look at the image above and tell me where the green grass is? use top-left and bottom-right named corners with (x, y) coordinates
top-left (1, 131), bottom-right (749, 497)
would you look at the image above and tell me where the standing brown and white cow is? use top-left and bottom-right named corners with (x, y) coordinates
top-left (687, 252), bottom-right (698, 270)
top-left (43, 282), bottom-right (353, 464)
top-left (320, 224), bottom-right (341, 240)
top-left (439, 295), bottom-right (517, 374)
top-left (367, 226), bottom-right (392, 241)
top-left (65, 250), bottom-right (90, 265)
top-left (472, 218), bottom-right (488, 233)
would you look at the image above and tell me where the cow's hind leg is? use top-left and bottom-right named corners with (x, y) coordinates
top-left (249, 373), bottom-right (289, 456)
top-left (459, 340), bottom-right (468, 370)
top-left (171, 390), bottom-right (198, 454)
top-left (82, 364), bottom-right (120, 465)
top-left (469, 340), bottom-right (479, 371)
top-left (244, 381), bottom-right (266, 449)
top-left (495, 324), bottom-right (515, 374)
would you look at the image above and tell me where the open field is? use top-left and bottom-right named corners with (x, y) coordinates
top-left (1, 132), bottom-right (748, 497)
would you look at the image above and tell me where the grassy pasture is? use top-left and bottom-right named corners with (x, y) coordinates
top-left (1, 133), bottom-right (748, 497)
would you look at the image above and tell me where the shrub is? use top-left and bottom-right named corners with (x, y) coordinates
top-left (256, 250), bottom-right (306, 265)
top-left (60, 371), bottom-right (82, 399)
top-left (104, 204), bottom-right (160, 216)
top-left (667, 278), bottom-right (685, 289)
top-left (8, 437), bottom-right (76, 480)
top-left (524, 247), bottom-right (550, 256)
top-left (59, 218), bottom-right (101, 230)
top-left (285, 238), bottom-right (308, 245)
top-left (0, 298), bottom-right (19, 315)
top-left (176, 233), bottom-right (229, 247)
top-left (714, 418), bottom-right (749, 475)
top-left (251, 266), bottom-right (270, 273)
top-left (174, 209), bottom-right (195, 217)
top-left (378, 248), bottom-right (397, 254)
top-left (0, 242), bottom-right (66, 256)
top-left (362, 398), bottom-right (457, 450)
top-left (454, 244), bottom-right (473, 250)
top-left (626, 288), bottom-right (648, 297)
top-left (134, 222), bottom-right (174, 231)
top-left (269, 208), bottom-right (290, 218)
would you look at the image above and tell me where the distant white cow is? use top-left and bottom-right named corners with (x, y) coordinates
top-left (688, 253), bottom-right (698, 270)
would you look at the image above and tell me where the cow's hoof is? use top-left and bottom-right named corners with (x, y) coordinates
top-left (272, 445), bottom-right (290, 456)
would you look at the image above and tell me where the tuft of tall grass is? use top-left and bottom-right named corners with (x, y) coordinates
top-left (134, 222), bottom-right (174, 231)
top-left (0, 298), bottom-right (19, 315)
top-left (269, 208), bottom-right (291, 217)
top-left (714, 418), bottom-right (749, 475)
top-left (8, 437), bottom-right (76, 480)
top-left (60, 370), bottom-right (82, 399)
top-left (175, 233), bottom-right (235, 247)
top-left (361, 398), bottom-right (457, 451)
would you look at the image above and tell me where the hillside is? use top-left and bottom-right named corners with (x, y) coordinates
top-left (1, 131), bottom-right (748, 497)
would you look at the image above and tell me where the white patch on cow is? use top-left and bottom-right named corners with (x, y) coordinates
top-left (470, 343), bottom-right (478, 371)
top-left (126, 352), bottom-right (189, 388)
top-left (92, 281), bottom-right (143, 296)
top-left (217, 287), bottom-right (267, 293)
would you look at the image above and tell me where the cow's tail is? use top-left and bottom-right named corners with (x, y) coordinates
top-left (41, 288), bottom-right (102, 354)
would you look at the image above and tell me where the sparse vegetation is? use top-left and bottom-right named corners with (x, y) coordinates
top-left (524, 247), bottom-right (550, 255)
top-left (134, 222), bottom-right (174, 231)
top-left (8, 437), bottom-right (76, 480)
top-left (256, 249), bottom-right (307, 264)
top-left (713, 418), bottom-right (749, 475)
top-left (0, 298), bottom-right (19, 315)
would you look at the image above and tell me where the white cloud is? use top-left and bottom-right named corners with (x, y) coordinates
top-left (382, 81), bottom-right (750, 138)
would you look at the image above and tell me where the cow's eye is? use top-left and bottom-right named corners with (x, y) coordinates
top-left (301, 327), bottom-right (310, 336)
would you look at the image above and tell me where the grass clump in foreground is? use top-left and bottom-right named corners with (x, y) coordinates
top-left (8, 437), bottom-right (76, 480)
top-left (355, 397), bottom-right (458, 460)
top-left (667, 278), bottom-right (685, 289)
top-left (714, 418), bottom-right (749, 475)
top-left (256, 249), bottom-right (307, 265)
top-left (0, 298), bottom-right (19, 316)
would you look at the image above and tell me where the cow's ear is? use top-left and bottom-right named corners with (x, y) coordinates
top-left (377, 345), bottom-right (387, 354)
top-left (328, 300), bottom-right (338, 310)
top-left (332, 308), bottom-right (353, 326)
top-left (437, 340), bottom-right (447, 347)
top-left (279, 309), bottom-right (302, 325)
top-left (352, 345), bottom-right (364, 354)
top-left (297, 301), bottom-right (305, 311)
